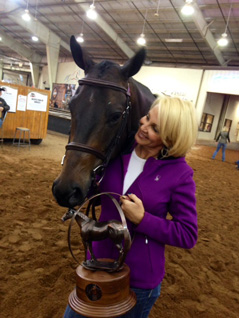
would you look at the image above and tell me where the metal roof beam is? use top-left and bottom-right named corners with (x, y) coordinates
top-left (0, 29), bottom-right (42, 64)
top-left (7, 11), bottom-right (70, 52)
top-left (2, 65), bottom-right (30, 73)
top-left (6, 5), bottom-right (69, 89)
top-left (75, 1), bottom-right (134, 58)
top-left (188, 3), bottom-right (226, 66)
top-left (2, 2), bottom-right (70, 52)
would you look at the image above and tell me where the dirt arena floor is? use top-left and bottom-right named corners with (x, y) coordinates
top-left (0, 132), bottom-right (239, 318)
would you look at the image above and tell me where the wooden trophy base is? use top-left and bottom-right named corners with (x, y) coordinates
top-left (68, 260), bottom-right (136, 318)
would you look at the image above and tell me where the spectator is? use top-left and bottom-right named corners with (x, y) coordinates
top-left (0, 87), bottom-right (10, 128)
top-left (212, 126), bottom-right (230, 162)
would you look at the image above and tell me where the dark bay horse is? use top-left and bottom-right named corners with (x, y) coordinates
top-left (52, 36), bottom-right (155, 208)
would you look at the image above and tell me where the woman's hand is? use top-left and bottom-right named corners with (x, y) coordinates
top-left (120, 194), bottom-right (145, 225)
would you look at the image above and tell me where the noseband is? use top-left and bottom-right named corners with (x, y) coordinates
top-left (63, 77), bottom-right (131, 184)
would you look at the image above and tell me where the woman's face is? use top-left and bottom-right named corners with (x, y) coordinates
top-left (135, 106), bottom-right (163, 150)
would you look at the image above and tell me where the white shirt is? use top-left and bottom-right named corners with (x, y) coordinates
top-left (123, 149), bottom-right (146, 194)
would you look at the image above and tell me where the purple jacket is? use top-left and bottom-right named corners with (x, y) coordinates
top-left (92, 151), bottom-right (198, 289)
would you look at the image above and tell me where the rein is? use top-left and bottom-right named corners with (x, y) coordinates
top-left (63, 77), bottom-right (131, 185)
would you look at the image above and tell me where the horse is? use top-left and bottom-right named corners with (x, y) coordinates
top-left (52, 35), bottom-right (155, 208)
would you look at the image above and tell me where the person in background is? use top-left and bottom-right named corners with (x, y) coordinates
top-left (64, 96), bottom-right (198, 318)
top-left (235, 160), bottom-right (239, 170)
top-left (212, 126), bottom-right (230, 162)
top-left (0, 87), bottom-right (10, 128)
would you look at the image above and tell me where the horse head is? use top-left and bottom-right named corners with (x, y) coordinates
top-left (52, 36), bottom-right (150, 208)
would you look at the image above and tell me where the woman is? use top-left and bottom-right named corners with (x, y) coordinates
top-left (64, 96), bottom-right (198, 318)
top-left (212, 126), bottom-right (230, 162)
top-left (235, 160), bottom-right (239, 170)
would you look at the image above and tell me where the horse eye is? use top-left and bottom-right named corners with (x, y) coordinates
top-left (108, 112), bottom-right (122, 124)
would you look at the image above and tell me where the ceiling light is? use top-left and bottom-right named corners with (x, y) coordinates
top-left (144, 60), bottom-right (152, 65)
top-left (217, 4), bottom-right (232, 47)
top-left (77, 21), bottom-right (85, 43)
top-left (136, 9), bottom-right (148, 46)
top-left (32, 35), bottom-right (39, 42)
top-left (76, 33), bottom-right (84, 43)
top-left (0, 36), bottom-right (2, 41)
top-left (217, 33), bottom-right (228, 47)
top-left (165, 38), bottom-right (183, 43)
top-left (34, 0), bottom-right (39, 21)
top-left (181, 0), bottom-right (194, 16)
top-left (22, 9), bottom-right (31, 21)
top-left (154, 0), bottom-right (160, 16)
top-left (87, 2), bottom-right (97, 20)
top-left (137, 34), bottom-right (146, 46)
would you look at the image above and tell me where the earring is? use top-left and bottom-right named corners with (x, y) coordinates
top-left (160, 146), bottom-right (169, 159)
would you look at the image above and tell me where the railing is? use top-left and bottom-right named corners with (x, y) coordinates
top-left (49, 107), bottom-right (71, 120)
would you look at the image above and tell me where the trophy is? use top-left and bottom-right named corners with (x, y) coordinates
top-left (63, 192), bottom-right (136, 317)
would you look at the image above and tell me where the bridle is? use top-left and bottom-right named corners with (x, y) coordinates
top-left (62, 77), bottom-right (131, 186)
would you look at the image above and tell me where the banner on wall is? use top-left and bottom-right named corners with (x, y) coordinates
top-left (50, 83), bottom-right (76, 110)
top-left (27, 91), bottom-right (48, 112)
top-left (208, 72), bottom-right (239, 95)
top-left (1, 86), bottom-right (18, 112)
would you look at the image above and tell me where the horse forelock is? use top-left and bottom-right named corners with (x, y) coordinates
top-left (92, 60), bottom-right (122, 81)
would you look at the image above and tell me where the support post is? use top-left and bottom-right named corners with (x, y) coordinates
top-left (46, 37), bottom-right (60, 90)
top-left (30, 63), bottom-right (41, 88)
top-left (0, 60), bottom-right (3, 80)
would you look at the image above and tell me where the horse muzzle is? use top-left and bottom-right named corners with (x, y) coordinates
top-left (52, 178), bottom-right (86, 208)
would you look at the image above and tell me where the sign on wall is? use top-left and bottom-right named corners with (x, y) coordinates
top-left (1, 86), bottom-right (18, 112)
top-left (208, 71), bottom-right (239, 95)
top-left (27, 91), bottom-right (48, 112)
top-left (17, 95), bottom-right (27, 111)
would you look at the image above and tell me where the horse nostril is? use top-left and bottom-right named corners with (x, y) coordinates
top-left (52, 180), bottom-right (84, 208)
top-left (68, 187), bottom-right (83, 207)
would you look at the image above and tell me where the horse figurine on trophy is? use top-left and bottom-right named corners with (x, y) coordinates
top-left (67, 192), bottom-right (131, 272)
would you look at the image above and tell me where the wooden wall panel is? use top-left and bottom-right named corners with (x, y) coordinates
top-left (0, 82), bottom-right (50, 140)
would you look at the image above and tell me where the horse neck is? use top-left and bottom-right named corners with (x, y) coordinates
top-left (129, 79), bottom-right (155, 129)
top-left (76, 211), bottom-right (90, 224)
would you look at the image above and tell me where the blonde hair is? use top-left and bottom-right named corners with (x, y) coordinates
top-left (151, 96), bottom-right (198, 157)
top-left (222, 126), bottom-right (228, 132)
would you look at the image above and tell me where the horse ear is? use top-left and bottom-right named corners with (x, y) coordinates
top-left (70, 36), bottom-right (95, 73)
top-left (121, 48), bottom-right (146, 79)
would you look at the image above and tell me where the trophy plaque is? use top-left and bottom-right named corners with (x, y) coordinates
top-left (64, 192), bottom-right (136, 317)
